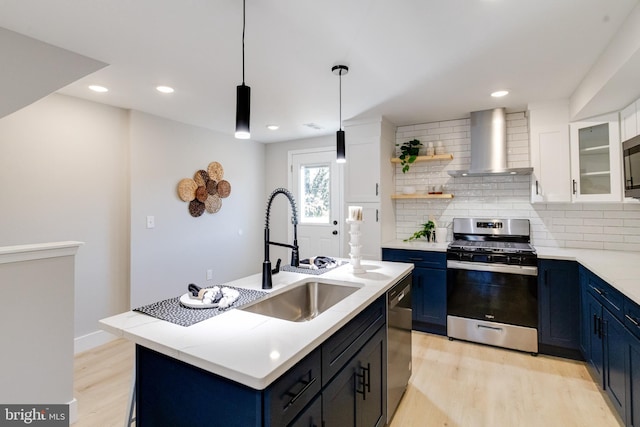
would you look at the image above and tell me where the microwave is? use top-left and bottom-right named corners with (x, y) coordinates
top-left (623, 134), bottom-right (640, 198)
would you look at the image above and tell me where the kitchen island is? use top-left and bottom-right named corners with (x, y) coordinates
top-left (100, 260), bottom-right (412, 426)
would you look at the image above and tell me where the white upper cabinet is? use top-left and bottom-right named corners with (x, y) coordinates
top-left (570, 113), bottom-right (622, 202)
top-left (621, 99), bottom-right (640, 142)
top-left (528, 101), bottom-right (572, 203)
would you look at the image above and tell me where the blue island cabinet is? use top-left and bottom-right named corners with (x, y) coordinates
top-left (537, 259), bottom-right (581, 359)
top-left (135, 295), bottom-right (387, 427)
top-left (382, 249), bottom-right (447, 335)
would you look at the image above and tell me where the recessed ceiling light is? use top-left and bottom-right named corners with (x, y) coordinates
top-left (156, 86), bottom-right (174, 94)
top-left (89, 85), bottom-right (108, 93)
top-left (491, 90), bottom-right (509, 98)
top-left (266, 124), bottom-right (279, 130)
top-left (303, 123), bottom-right (323, 130)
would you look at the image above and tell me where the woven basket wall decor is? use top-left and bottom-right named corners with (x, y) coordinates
top-left (177, 162), bottom-right (232, 217)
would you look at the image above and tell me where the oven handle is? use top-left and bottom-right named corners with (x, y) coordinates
top-left (447, 260), bottom-right (538, 276)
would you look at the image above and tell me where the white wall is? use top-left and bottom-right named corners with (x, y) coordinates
top-left (264, 134), bottom-right (335, 262)
top-left (129, 111), bottom-right (264, 307)
top-left (0, 94), bottom-right (130, 342)
top-left (394, 112), bottom-right (640, 250)
top-left (0, 94), bottom-right (267, 349)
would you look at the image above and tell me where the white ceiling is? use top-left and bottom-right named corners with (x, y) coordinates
top-left (1, 0), bottom-right (639, 143)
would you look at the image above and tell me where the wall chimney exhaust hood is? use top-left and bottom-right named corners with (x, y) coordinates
top-left (448, 108), bottom-right (533, 177)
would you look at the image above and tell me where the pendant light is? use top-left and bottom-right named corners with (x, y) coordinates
top-left (235, 0), bottom-right (250, 139)
top-left (332, 64), bottom-right (348, 163)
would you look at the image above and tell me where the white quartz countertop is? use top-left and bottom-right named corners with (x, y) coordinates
top-left (382, 239), bottom-right (640, 308)
top-left (100, 260), bottom-right (412, 390)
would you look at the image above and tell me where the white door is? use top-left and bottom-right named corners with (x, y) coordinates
top-left (290, 149), bottom-right (343, 260)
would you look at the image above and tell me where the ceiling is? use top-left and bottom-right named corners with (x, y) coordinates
top-left (1, 0), bottom-right (639, 143)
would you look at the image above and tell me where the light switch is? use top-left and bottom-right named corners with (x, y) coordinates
top-left (146, 216), bottom-right (155, 229)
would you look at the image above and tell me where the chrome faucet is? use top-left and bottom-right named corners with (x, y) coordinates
top-left (262, 188), bottom-right (300, 289)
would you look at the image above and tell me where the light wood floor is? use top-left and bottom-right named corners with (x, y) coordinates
top-left (74, 332), bottom-right (622, 426)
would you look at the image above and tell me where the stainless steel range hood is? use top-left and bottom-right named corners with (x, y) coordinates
top-left (448, 108), bottom-right (533, 177)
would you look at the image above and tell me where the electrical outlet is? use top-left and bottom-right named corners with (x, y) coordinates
top-left (206, 269), bottom-right (213, 280)
top-left (146, 216), bottom-right (155, 229)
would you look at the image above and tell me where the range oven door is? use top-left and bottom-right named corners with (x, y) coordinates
top-left (446, 260), bottom-right (538, 353)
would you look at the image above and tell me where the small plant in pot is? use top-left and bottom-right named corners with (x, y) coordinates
top-left (396, 139), bottom-right (423, 173)
top-left (404, 220), bottom-right (436, 242)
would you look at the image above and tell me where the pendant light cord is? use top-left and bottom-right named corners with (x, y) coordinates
top-left (339, 71), bottom-right (342, 130)
top-left (242, 0), bottom-right (246, 84)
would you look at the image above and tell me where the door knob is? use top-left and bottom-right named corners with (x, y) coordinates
top-left (332, 230), bottom-right (338, 235)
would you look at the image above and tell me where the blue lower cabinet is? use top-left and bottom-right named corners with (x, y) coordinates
top-left (322, 326), bottom-right (386, 427)
top-left (603, 309), bottom-right (627, 421)
top-left (627, 333), bottom-right (640, 427)
top-left (538, 259), bottom-right (580, 358)
top-left (413, 267), bottom-right (447, 335)
top-left (584, 292), bottom-right (605, 384)
top-left (580, 265), bottom-right (635, 426)
top-left (382, 249), bottom-right (447, 335)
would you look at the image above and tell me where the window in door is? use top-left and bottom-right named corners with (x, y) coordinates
top-left (300, 164), bottom-right (330, 224)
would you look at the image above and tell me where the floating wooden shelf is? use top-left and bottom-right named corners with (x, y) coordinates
top-left (391, 193), bottom-right (454, 199)
top-left (390, 154), bottom-right (453, 163)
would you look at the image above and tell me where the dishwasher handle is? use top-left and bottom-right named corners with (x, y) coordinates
top-left (389, 283), bottom-right (411, 308)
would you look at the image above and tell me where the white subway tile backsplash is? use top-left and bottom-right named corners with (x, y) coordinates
top-left (393, 113), bottom-right (640, 251)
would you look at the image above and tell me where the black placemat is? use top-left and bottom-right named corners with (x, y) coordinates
top-left (134, 286), bottom-right (268, 327)
top-left (280, 260), bottom-right (347, 275)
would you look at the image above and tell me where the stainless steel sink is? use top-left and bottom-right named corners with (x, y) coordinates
top-left (241, 279), bottom-right (362, 322)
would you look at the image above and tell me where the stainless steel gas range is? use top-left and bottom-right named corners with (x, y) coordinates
top-left (446, 218), bottom-right (539, 354)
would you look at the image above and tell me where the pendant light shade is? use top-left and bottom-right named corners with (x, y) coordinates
top-left (336, 129), bottom-right (346, 162)
top-left (235, 0), bottom-right (250, 139)
top-left (235, 83), bottom-right (251, 139)
top-left (332, 64), bottom-right (349, 163)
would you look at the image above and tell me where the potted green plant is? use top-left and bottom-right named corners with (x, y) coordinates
top-left (404, 220), bottom-right (436, 242)
top-left (396, 139), bottom-right (423, 173)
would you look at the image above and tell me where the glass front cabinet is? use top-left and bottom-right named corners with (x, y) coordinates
top-left (569, 113), bottom-right (622, 202)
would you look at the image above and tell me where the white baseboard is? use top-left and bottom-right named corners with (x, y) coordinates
top-left (74, 330), bottom-right (118, 354)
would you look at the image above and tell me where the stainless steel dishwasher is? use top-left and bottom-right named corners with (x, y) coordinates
top-left (387, 273), bottom-right (412, 423)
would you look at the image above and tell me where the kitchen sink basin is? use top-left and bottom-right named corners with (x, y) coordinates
top-left (241, 279), bottom-right (362, 322)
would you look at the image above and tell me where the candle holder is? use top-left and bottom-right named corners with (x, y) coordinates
top-left (346, 219), bottom-right (365, 274)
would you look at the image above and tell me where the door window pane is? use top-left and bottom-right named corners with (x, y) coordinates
top-left (300, 164), bottom-right (330, 224)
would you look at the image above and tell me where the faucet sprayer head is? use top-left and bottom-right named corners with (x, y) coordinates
top-left (264, 187), bottom-right (298, 228)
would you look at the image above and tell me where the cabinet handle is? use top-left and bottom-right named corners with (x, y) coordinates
top-left (572, 179), bottom-right (577, 195)
top-left (597, 317), bottom-right (604, 339)
top-left (376, 209), bottom-right (379, 223)
top-left (593, 314), bottom-right (598, 336)
top-left (355, 367), bottom-right (367, 400)
top-left (535, 180), bottom-right (539, 195)
top-left (408, 257), bottom-right (423, 262)
top-left (284, 374), bottom-right (317, 408)
top-left (365, 362), bottom-right (371, 393)
top-left (590, 285), bottom-right (604, 296)
top-left (375, 183), bottom-right (379, 196)
top-left (626, 314), bottom-right (640, 327)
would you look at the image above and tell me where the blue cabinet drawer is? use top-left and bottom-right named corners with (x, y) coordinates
top-left (585, 269), bottom-right (624, 322)
top-left (625, 298), bottom-right (640, 340)
top-left (266, 347), bottom-right (322, 427)
top-left (382, 248), bottom-right (446, 269)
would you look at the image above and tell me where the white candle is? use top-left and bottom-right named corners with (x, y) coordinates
top-left (348, 206), bottom-right (363, 221)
